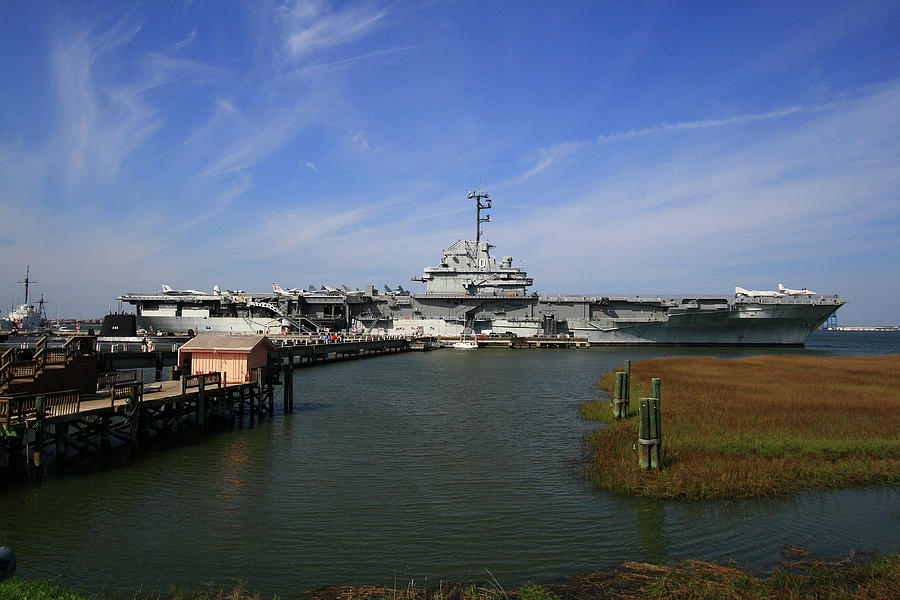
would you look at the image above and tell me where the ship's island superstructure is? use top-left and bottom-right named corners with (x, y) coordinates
top-left (118, 189), bottom-right (845, 346)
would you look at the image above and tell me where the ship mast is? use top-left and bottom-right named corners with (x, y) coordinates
top-left (468, 188), bottom-right (491, 244)
top-left (17, 265), bottom-right (34, 306)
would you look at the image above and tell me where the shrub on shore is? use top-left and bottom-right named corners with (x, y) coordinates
top-left (580, 354), bottom-right (900, 499)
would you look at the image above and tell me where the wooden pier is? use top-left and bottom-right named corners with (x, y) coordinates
top-left (1, 330), bottom-right (587, 483)
top-left (0, 335), bottom-right (418, 483)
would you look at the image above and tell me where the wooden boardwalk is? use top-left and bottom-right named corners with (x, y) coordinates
top-left (1, 335), bottom-right (419, 483)
top-left (1, 371), bottom-right (277, 482)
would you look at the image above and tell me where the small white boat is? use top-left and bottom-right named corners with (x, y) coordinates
top-left (452, 338), bottom-right (478, 349)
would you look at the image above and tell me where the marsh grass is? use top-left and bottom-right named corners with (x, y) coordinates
top-left (0, 579), bottom-right (262, 600)
top-left (4, 552), bottom-right (899, 600)
top-left (581, 354), bottom-right (900, 498)
top-left (310, 551), bottom-right (900, 600)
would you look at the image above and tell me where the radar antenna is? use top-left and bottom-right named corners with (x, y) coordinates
top-left (467, 187), bottom-right (491, 244)
top-left (38, 294), bottom-right (48, 322)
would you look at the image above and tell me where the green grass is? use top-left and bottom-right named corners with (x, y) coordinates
top-left (0, 578), bottom-right (263, 600)
top-left (0, 578), bottom-right (87, 600)
top-left (581, 354), bottom-right (900, 499)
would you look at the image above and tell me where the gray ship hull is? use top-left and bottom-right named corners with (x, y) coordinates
top-left (119, 188), bottom-right (846, 346)
top-left (135, 315), bottom-right (285, 336)
top-left (356, 294), bottom-right (843, 346)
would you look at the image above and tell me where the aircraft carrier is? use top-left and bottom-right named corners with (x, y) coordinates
top-left (118, 189), bottom-right (844, 346)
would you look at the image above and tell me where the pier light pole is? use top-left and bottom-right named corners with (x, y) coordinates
top-left (468, 189), bottom-right (491, 244)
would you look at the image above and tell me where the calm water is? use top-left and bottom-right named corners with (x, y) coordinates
top-left (1, 331), bottom-right (898, 597)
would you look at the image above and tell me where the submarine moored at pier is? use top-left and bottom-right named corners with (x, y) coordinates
top-left (118, 189), bottom-right (844, 346)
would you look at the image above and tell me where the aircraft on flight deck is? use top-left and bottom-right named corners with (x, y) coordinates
top-left (161, 284), bottom-right (207, 296)
top-left (778, 284), bottom-right (816, 296)
top-left (734, 286), bottom-right (785, 298)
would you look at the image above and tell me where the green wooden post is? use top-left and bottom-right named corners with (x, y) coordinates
top-left (638, 398), bottom-right (650, 470)
top-left (624, 360), bottom-right (632, 401)
top-left (651, 378), bottom-right (662, 470)
top-left (613, 372), bottom-right (625, 419)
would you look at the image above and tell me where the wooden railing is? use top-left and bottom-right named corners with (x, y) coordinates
top-left (0, 336), bottom-right (94, 392)
top-left (110, 382), bottom-right (141, 405)
top-left (45, 390), bottom-right (81, 417)
top-left (0, 389), bottom-right (82, 428)
top-left (0, 349), bottom-right (12, 390)
top-left (10, 362), bottom-right (36, 379)
top-left (181, 372), bottom-right (223, 395)
top-left (97, 370), bottom-right (137, 391)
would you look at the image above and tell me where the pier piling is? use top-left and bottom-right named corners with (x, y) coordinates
top-left (638, 378), bottom-right (663, 471)
top-left (613, 372), bottom-right (629, 419)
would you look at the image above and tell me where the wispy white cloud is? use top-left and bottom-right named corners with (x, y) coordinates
top-left (287, 45), bottom-right (412, 77)
top-left (516, 141), bottom-right (586, 182)
top-left (497, 82), bottom-right (900, 301)
top-left (171, 29), bottom-right (197, 51)
top-left (352, 130), bottom-right (371, 150)
top-left (305, 161), bottom-right (320, 173)
top-left (278, 0), bottom-right (388, 60)
top-left (50, 18), bottom-right (162, 183)
top-left (595, 105), bottom-right (813, 143)
top-left (515, 105), bottom-right (821, 183)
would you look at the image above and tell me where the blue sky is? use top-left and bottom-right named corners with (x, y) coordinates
top-left (1, 1), bottom-right (898, 324)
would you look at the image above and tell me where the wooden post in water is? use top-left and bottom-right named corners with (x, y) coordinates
top-left (256, 367), bottom-right (264, 419)
top-left (33, 396), bottom-right (45, 478)
top-left (267, 367), bottom-right (275, 416)
top-left (100, 415), bottom-right (111, 454)
top-left (283, 363), bottom-right (293, 413)
top-left (6, 433), bottom-right (22, 478)
top-left (155, 351), bottom-right (163, 382)
top-left (129, 397), bottom-right (142, 452)
top-left (197, 376), bottom-right (206, 434)
top-left (0, 434), bottom-right (8, 476)
top-left (54, 423), bottom-right (67, 468)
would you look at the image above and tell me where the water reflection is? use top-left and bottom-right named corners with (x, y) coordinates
top-left (634, 498), bottom-right (669, 563)
top-left (0, 333), bottom-right (897, 597)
